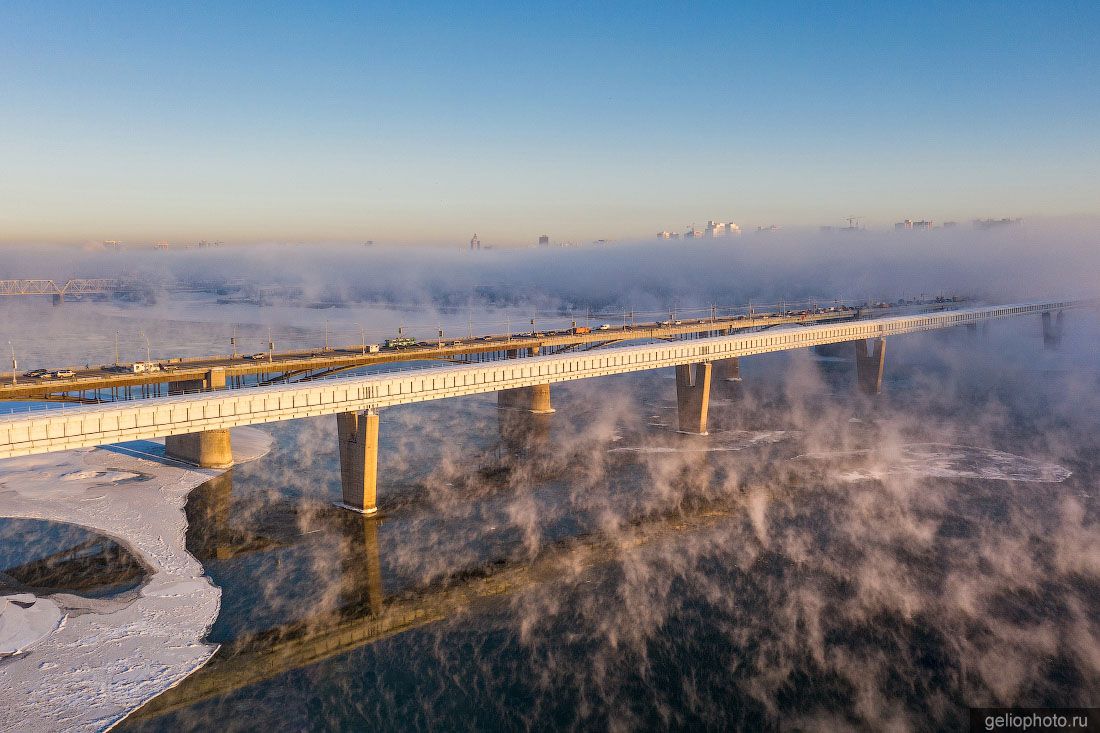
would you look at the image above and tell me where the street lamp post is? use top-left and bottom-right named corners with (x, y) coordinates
top-left (8, 342), bottom-right (16, 385)
top-left (357, 323), bottom-right (365, 354)
top-left (140, 332), bottom-right (151, 364)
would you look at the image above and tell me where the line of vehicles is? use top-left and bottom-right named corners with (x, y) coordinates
top-left (23, 361), bottom-right (181, 379)
top-left (21, 368), bottom-right (76, 380)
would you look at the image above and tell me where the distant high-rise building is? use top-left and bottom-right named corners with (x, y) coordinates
top-left (538, 234), bottom-right (550, 246)
top-left (102, 240), bottom-right (122, 251)
top-left (153, 240), bottom-right (169, 251)
top-left (895, 219), bottom-right (934, 230)
top-left (684, 225), bottom-right (703, 239)
top-left (699, 220), bottom-right (741, 238)
top-left (469, 233), bottom-right (481, 250)
top-left (974, 218), bottom-right (1022, 230)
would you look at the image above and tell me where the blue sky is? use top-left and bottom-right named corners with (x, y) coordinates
top-left (0, 1), bottom-right (1096, 244)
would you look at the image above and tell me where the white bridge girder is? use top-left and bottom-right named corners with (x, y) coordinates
top-left (0, 300), bottom-right (1089, 459)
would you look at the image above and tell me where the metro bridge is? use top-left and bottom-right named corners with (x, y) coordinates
top-left (0, 299), bottom-right (1087, 515)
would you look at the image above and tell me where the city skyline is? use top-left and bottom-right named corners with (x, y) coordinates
top-left (1, 1), bottom-right (1097, 243)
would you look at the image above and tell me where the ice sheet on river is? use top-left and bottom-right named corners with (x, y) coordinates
top-left (0, 427), bottom-right (272, 732)
top-left (798, 443), bottom-right (1072, 483)
top-left (608, 429), bottom-right (794, 454)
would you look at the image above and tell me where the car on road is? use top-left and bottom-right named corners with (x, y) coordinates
top-left (22, 369), bottom-right (49, 378)
top-left (53, 369), bottom-right (76, 378)
top-left (597, 324), bottom-right (612, 330)
top-left (248, 353), bottom-right (269, 360)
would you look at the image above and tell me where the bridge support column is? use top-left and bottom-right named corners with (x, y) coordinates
top-left (167, 368), bottom-right (227, 396)
top-left (499, 408), bottom-right (551, 454)
top-left (165, 369), bottom-right (232, 467)
top-left (497, 384), bottom-right (554, 414)
top-left (1042, 311), bottom-right (1064, 348)
top-left (338, 410), bottom-right (379, 515)
top-left (52, 294), bottom-right (64, 306)
top-left (675, 362), bottom-right (712, 435)
top-left (713, 357), bottom-right (741, 382)
top-left (854, 338), bottom-right (886, 395)
top-left (165, 429), bottom-right (233, 469)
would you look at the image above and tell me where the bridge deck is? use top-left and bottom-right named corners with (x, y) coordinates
top-left (0, 306), bottom-right (886, 400)
top-left (0, 300), bottom-right (1086, 460)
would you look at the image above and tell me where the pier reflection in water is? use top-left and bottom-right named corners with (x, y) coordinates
top-left (117, 333), bottom-right (1100, 731)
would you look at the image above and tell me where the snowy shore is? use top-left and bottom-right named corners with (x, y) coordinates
top-left (0, 427), bottom-right (272, 732)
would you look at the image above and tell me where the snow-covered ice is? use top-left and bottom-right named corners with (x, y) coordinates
top-left (0, 594), bottom-right (64, 657)
top-left (0, 426), bottom-right (272, 732)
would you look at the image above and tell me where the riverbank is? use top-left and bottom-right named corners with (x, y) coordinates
top-left (0, 427), bottom-right (272, 731)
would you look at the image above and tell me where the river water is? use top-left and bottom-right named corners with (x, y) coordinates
top-left (91, 315), bottom-right (1100, 731)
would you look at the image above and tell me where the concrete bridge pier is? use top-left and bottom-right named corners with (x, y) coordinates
top-left (497, 384), bottom-right (554, 414)
top-left (1042, 311), bottom-right (1064, 348)
top-left (166, 369), bottom-right (232, 468)
top-left (713, 357), bottom-right (741, 383)
top-left (165, 430), bottom-right (234, 469)
top-left (337, 410), bottom-right (379, 514)
top-left (854, 338), bottom-right (886, 395)
top-left (52, 294), bottom-right (64, 306)
top-left (499, 408), bottom-right (551, 454)
top-left (675, 362), bottom-right (712, 434)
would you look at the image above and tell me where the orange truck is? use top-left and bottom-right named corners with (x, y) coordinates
top-left (572, 326), bottom-right (591, 335)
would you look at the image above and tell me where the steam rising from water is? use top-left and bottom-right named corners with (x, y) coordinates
top-left (3, 225), bottom-right (1099, 729)
top-left (115, 309), bottom-right (1100, 731)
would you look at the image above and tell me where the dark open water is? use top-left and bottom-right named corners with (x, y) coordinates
top-left (91, 318), bottom-right (1100, 730)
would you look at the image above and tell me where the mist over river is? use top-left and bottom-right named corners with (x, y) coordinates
top-left (2, 236), bottom-right (1099, 730)
top-left (108, 306), bottom-right (1100, 730)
